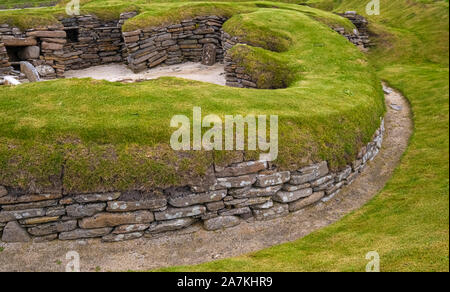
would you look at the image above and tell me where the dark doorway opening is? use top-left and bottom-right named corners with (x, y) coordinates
top-left (5, 46), bottom-right (22, 70)
top-left (65, 27), bottom-right (80, 43)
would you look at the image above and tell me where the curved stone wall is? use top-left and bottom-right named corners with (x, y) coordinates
top-left (0, 119), bottom-right (384, 243)
top-left (1, 12), bottom-right (370, 87)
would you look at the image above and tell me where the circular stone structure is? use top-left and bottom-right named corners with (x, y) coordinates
top-left (0, 2), bottom-right (385, 244)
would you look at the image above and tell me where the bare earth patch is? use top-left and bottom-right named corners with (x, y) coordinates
top-left (0, 85), bottom-right (412, 272)
top-left (64, 62), bottom-right (227, 85)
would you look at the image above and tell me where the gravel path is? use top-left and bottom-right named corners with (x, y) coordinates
top-left (64, 62), bottom-right (227, 86)
top-left (0, 85), bottom-right (412, 272)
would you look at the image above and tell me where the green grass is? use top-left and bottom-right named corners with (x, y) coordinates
top-left (156, 0), bottom-right (449, 272)
top-left (0, 2), bottom-right (384, 193)
top-left (1, 0), bottom-right (447, 272)
top-left (0, 0), bottom-right (57, 10)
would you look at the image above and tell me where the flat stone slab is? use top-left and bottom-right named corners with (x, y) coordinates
top-left (204, 216), bottom-right (240, 231)
top-left (79, 211), bottom-right (154, 229)
top-left (147, 218), bottom-right (196, 234)
top-left (272, 188), bottom-right (313, 203)
top-left (168, 190), bottom-right (226, 207)
top-left (1, 221), bottom-right (31, 243)
top-left (154, 205), bottom-right (206, 221)
top-left (59, 228), bottom-right (113, 241)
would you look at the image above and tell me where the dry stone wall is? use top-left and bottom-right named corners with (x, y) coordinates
top-left (123, 16), bottom-right (226, 73)
top-left (1, 12), bottom-right (371, 87)
top-left (60, 15), bottom-right (125, 71)
top-left (222, 32), bottom-right (258, 88)
top-left (335, 11), bottom-right (371, 50)
top-left (0, 119), bottom-right (384, 243)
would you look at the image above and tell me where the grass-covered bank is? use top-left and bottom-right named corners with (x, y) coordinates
top-left (0, 0), bottom-right (57, 10)
top-left (0, 2), bottom-right (384, 193)
top-left (158, 0), bottom-right (449, 272)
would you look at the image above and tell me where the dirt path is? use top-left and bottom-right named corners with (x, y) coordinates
top-left (64, 63), bottom-right (227, 85)
top-left (0, 85), bottom-right (412, 272)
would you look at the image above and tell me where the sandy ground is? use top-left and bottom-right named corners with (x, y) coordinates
top-left (64, 62), bottom-right (227, 85)
top-left (0, 85), bottom-right (412, 272)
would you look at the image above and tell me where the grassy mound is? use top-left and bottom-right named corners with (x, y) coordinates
top-left (159, 0), bottom-right (449, 272)
top-left (0, 2), bottom-right (384, 195)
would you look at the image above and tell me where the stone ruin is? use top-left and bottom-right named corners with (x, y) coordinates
top-left (0, 11), bottom-right (371, 88)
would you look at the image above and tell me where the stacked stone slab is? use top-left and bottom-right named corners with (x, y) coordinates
top-left (0, 119), bottom-right (384, 243)
top-left (222, 32), bottom-right (258, 88)
top-left (335, 11), bottom-right (371, 49)
top-left (0, 24), bottom-right (65, 79)
top-left (60, 15), bottom-right (124, 71)
top-left (123, 16), bottom-right (226, 73)
top-left (26, 28), bottom-right (67, 78)
top-left (0, 41), bottom-right (12, 74)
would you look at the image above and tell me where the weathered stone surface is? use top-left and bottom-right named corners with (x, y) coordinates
top-left (35, 65), bottom-right (55, 77)
top-left (313, 179), bottom-right (335, 192)
top-left (250, 200), bottom-right (273, 210)
top-left (253, 203), bottom-right (289, 221)
top-left (27, 30), bottom-right (67, 38)
top-left (28, 220), bottom-right (77, 236)
top-left (41, 41), bottom-right (64, 51)
top-left (0, 208), bottom-right (45, 223)
top-left (147, 218), bottom-right (196, 234)
top-left (0, 186), bottom-right (7, 198)
top-left (215, 161), bottom-right (267, 177)
top-left (122, 30), bottom-right (141, 37)
top-left (223, 198), bottom-right (247, 207)
top-left (2, 37), bottom-right (37, 47)
top-left (33, 234), bottom-right (58, 243)
top-left (234, 197), bottom-right (271, 208)
top-left (20, 61), bottom-right (40, 82)
top-left (289, 172), bottom-right (317, 185)
top-left (0, 193), bottom-right (61, 205)
top-left (311, 175), bottom-right (334, 188)
top-left (154, 205), bottom-right (206, 221)
top-left (299, 161), bottom-right (329, 177)
top-left (335, 166), bottom-right (352, 182)
top-left (1, 200), bottom-right (57, 211)
top-left (345, 171), bottom-right (359, 184)
top-left (113, 224), bottom-right (150, 234)
top-left (206, 201), bottom-right (225, 211)
top-left (326, 181), bottom-right (345, 195)
top-left (107, 197), bottom-right (167, 212)
top-left (73, 192), bottom-right (120, 203)
top-left (1, 221), bottom-right (31, 243)
top-left (79, 211), bottom-right (154, 229)
top-left (255, 171), bottom-right (290, 187)
top-left (272, 188), bottom-right (313, 203)
top-left (46, 206), bottom-right (66, 217)
top-left (66, 203), bottom-right (106, 218)
top-left (219, 207), bottom-right (251, 216)
top-left (102, 232), bottom-right (143, 242)
top-left (18, 46), bottom-right (40, 60)
top-left (20, 216), bottom-right (59, 225)
top-left (202, 43), bottom-right (216, 66)
top-left (168, 189), bottom-right (226, 207)
top-left (229, 185), bottom-right (282, 199)
top-left (290, 162), bottom-right (329, 185)
top-left (213, 174), bottom-right (257, 189)
top-left (288, 192), bottom-right (324, 212)
top-left (204, 216), bottom-right (240, 231)
top-left (59, 227), bottom-right (113, 240)
top-left (282, 183), bottom-right (310, 192)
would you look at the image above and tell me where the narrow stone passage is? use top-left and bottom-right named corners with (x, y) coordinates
top-left (0, 85), bottom-right (412, 272)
